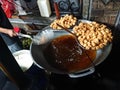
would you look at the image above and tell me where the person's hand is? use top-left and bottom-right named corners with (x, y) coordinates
top-left (7, 30), bottom-right (17, 37)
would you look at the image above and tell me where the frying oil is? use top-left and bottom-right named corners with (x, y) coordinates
top-left (43, 35), bottom-right (96, 73)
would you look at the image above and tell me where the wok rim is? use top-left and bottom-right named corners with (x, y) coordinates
top-left (29, 31), bottom-right (112, 74)
top-left (29, 19), bottom-right (113, 74)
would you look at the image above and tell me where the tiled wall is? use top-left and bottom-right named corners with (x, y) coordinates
top-left (90, 0), bottom-right (120, 25)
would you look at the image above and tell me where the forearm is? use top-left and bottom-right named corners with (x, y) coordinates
top-left (0, 27), bottom-right (10, 35)
top-left (0, 27), bottom-right (17, 37)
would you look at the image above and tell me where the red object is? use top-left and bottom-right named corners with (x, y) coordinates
top-left (54, 2), bottom-right (60, 19)
top-left (13, 27), bottom-right (20, 33)
top-left (0, 0), bottom-right (15, 18)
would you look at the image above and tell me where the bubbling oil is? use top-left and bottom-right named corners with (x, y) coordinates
top-left (43, 35), bottom-right (96, 73)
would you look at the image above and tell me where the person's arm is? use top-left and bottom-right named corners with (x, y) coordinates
top-left (0, 27), bottom-right (17, 37)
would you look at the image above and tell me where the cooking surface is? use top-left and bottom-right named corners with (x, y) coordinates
top-left (46, 27), bottom-right (120, 90)
top-left (0, 24), bottom-right (119, 90)
top-left (9, 14), bottom-right (120, 89)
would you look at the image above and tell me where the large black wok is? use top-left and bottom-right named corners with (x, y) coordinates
top-left (30, 20), bottom-right (112, 78)
top-left (29, 28), bottom-right (112, 78)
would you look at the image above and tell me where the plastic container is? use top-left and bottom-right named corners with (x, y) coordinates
top-left (13, 50), bottom-right (33, 72)
top-left (37, 0), bottom-right (51, 17)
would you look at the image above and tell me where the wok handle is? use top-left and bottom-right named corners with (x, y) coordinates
top-left (68, 68), bottom-right (95, 78)
top-left (17, 33), bottom-right (33, 40)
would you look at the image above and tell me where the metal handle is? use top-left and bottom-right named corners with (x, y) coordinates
top-left (68, 68), bottom-right (95, 78)
top-left (18, 33), bottom-right (33, 40)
